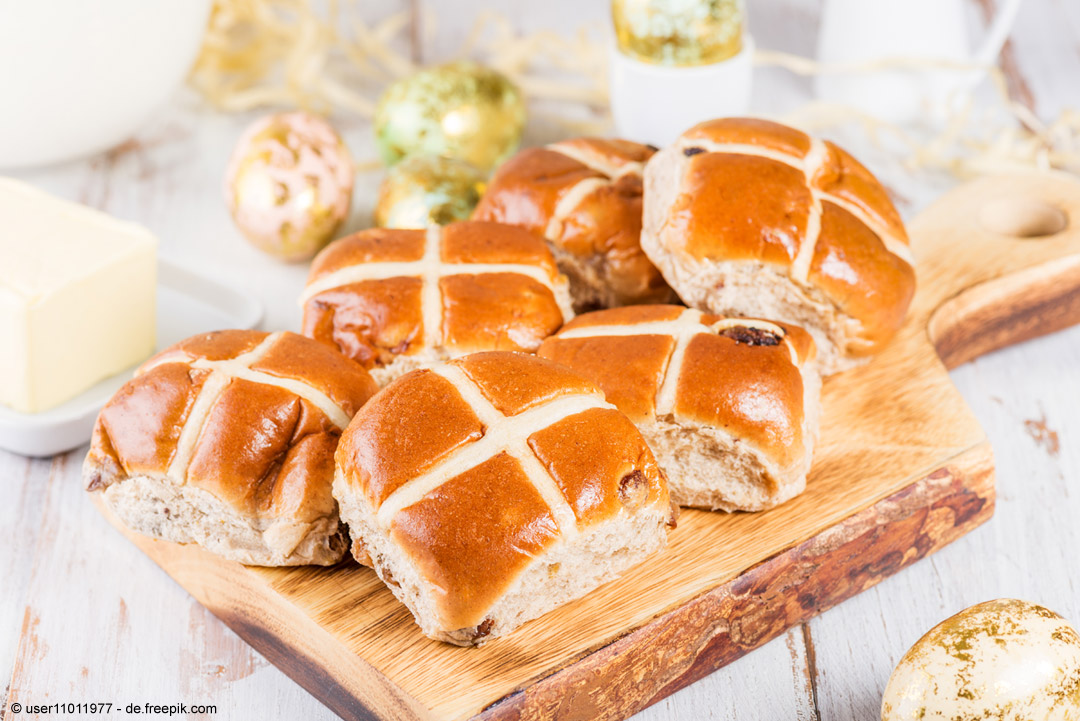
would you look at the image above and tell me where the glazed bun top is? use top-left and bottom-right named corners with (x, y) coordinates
top-left (335, 351), bottom-right (671, 630)
top-left (301, 221), bottom-right (572, 371)
top-left (84, 330), bottom-right (378, 525)
top-left (643, 117), bottom-right (916, 358)
top-left (538, 305), bottom-right (817, 469)
top-left (474, 137), bottom-right (673, 309)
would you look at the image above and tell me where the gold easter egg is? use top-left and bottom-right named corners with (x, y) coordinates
top-left (225, 111), bottom-right (354, 262)
top-left (882, 599), bottom-right (1080, 720)
top-left (374, 61), bottom-right (525, 171)
top-left (612, 0), bottom-right (744, 66)
top-left (375, 155), bottom-right (487, 229)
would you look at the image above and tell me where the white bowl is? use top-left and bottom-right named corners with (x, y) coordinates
top-left (0, 0), bottom-right (212, 169)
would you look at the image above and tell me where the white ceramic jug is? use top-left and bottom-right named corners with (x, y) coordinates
top-left (814, 0), bottom-right (1024, 124)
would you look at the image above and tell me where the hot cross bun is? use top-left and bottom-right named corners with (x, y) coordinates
top-left (83, 330), bottom-right (378, 566)
top-left (642, 118), bottom-right (916, 374)
top-left (473, 138), bottom-right (675, 311)
top-left (333, 351), bottom-right (675, 645)
top-left (539, 305), bottom-right (821, 511)
top-left (300, 221), bottom-right (573, 385)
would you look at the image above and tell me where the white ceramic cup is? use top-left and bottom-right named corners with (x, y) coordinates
top-left (609, 34), bottom-right (756, 148)
top-left (0, 0), bottom-right (213, 169)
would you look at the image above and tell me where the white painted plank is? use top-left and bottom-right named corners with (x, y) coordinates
top-left (633, 627), bottom-right (818, 721)
top-left (2, 449), bottom-right (333, 719)
top-left (414, 0), bottom-right (609, 65)
top-left (0, 453), bottom-right (53, 710)
top-left (748, 0), bottom-right (820, 118)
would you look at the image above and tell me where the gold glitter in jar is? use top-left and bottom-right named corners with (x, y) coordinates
top-left (375, 155), bottom-right (487, 229)
top-left (374, 61), bottom-right (525, 171)
top-left (612, 0), bottom-right (744, 66)
top-left (225, 112), bottom-right (354, 262)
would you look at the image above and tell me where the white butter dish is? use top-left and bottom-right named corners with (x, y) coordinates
top-left (0, 259), bottom-right (262, 457)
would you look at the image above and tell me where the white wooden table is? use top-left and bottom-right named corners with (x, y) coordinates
top-left (3, 1), bottom-right (1079, 719)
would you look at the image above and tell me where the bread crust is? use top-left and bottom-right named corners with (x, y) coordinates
top-left (641, 118), bottom-right (916, 374)
top-left (333, 351), bottom-right (674, 644)
top-left (538, 305), bottom-right (821, 511)
top-left (301, 222), bottom-right (573, 379)
top-left (104, 474), bottom-right (347, 565)
top-left (473, 138), bottom-right (674, 311)
top-left (83, 330), bottom-right (378, 566)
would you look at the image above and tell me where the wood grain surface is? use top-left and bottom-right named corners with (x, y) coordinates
top-left (86, 172), bottom-right (1080, 721)
top-left (3, 1), bottom-right (1080, 720)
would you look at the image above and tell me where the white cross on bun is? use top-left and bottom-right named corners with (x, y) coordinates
top-left (539, 305), bottom-right (821, 511)
top-left (642, 118), bottom-right (916, 375)
top-left (83, 330), bottom-right (378, 566)
top-left (333, 351), bottom-right (676, 645)
top-left (300, 221), bottom-right (574, 386)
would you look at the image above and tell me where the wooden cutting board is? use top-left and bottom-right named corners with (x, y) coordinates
top-left (95, 171), bottom-right (1080, 721)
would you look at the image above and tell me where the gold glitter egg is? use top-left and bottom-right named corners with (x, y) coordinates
top-left (612, 0), bottom-right (744, 66)
top-left (882, 599), bottom-right (1080, 721)
top-left (374, 61), bottom-right (525, 171)
top-left (375, 155), bottom-right (487, 229)
top-left (225, 111), bottom-right (354, 262)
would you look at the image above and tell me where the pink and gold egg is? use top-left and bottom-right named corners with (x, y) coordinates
top-left (225, 112), bottom-right (354, 262)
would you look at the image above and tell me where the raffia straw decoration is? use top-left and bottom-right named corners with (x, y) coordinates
top-left (189, 0), bottom-right (416, 115)
top-left (460, 11), bottom-right (608, 107)
top-left (189, 0), bottom-right (1079, 178)
top-left (756, 49), bottom-right (1080, 177)
top-left (189, 0), bottom-right (608, 118)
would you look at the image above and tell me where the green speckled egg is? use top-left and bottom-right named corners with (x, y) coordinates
top-left (881, 599), bottom-right (1080, 721)
top-left (374, 61), bottom-right (525, 171)
top-left (374, 155), bottom-right (487, 229)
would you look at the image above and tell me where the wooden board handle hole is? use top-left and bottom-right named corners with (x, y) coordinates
top-left (978, 198), bottom-right (1069, 239)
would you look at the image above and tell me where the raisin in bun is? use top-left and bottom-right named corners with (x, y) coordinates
top-left (333, 351), bottom-right (675, 645)
top-left (84, 330), bottom-right (377, 566)
top-left (642, 118), bottom-right (916, 374)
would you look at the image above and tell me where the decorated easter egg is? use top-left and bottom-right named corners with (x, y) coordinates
top-left (225, 111), bottom-right (353, 261)
top-left (374, 155), bottom-right (486, 229)
top-left (374, 61), bottom-right (525, 171)
top-left (881, 599), bottom-right (1080, 720)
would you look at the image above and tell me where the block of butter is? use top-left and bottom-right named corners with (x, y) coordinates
top-left (0, 178), bottom-right (157, 414)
